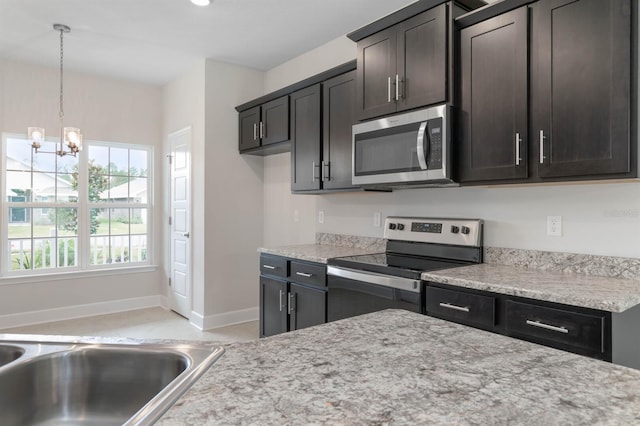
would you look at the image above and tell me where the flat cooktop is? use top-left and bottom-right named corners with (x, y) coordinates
top-left (327, 252), bottom-right (471, 280)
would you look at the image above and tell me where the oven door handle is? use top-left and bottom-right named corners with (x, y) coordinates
top-left (416, 122), bottom-right (429, 170)
top-left (327, 266), bottom-right (421, 293)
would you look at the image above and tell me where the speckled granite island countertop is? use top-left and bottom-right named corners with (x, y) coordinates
top-left (422, 264), bottom-right (640, 313)
top-left (159, 309), bottom-right (640, 425)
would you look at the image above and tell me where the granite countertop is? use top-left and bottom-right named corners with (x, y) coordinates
top-left (259, 244), bottom-right (382, 264)
top-left (422, 264), bottom-right (640, 313)
top-left (159, 309), bottom-right (640, 425)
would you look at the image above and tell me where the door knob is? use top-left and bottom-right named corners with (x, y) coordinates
top-left (182, 232), bottom-right (190, 238)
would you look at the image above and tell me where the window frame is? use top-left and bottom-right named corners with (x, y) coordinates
top-left (1, 133), bottom-right (154, 277)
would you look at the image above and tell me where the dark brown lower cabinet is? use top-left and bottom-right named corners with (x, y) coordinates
top-left (260, 255), bottom-right (327, 338)
top-left (289, 283), bottom-right (327, 332)
top-left (425, 282), bottom-right (612, 362)
top-left (260, 276), bottom-right (288, 338)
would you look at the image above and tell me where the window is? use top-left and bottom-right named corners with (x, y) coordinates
top-left (2, 134), bottom-right (152, 275)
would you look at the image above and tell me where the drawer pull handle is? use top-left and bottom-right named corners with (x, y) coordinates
top-left (296, 272), bottom-right (313, 278)
top-left (279, 290), bottom-right (285, 312)
top-left (526, 320), bottom-right (569, 334)
top-left (263, 265), bottom-right (277, 270)
top-left (439, 302), bottom-right (470, 313)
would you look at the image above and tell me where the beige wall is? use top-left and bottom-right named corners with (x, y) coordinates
top-left (0, 59), bottom-right (164, 323)
top-left (161, 60), bottom-right (207, 315)
top-left (161, 59), bottom-right (264, 328)
top-left (203, 60), bottom-right (264, 322)
top-left (262, 36), bottom-right (640, 258)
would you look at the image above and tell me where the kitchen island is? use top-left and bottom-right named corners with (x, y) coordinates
top-left (159, 309), bottom-right (640, 425)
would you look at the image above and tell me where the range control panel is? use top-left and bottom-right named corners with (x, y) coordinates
top-left (383, 217), bottom-right (482, 247)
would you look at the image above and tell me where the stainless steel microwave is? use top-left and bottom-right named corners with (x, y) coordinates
top-left (352, 104), bottom-right (454, 188)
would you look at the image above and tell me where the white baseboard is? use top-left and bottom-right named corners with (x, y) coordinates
top-left (0, 295), bottom-right (165, 329)
top-left (189, 306), bottom-right (259, 331)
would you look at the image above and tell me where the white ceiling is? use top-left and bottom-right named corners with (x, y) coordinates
top-left (0, 0), bottom-right (420, 86)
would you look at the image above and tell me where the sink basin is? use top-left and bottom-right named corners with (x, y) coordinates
top-left (0, 338), bottom-right (224, 425)
top-left (0, 344), bottom-right (24, 367)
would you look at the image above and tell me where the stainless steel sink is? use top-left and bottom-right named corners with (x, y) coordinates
top-left (0, 344), bottom-right (24, 367)
top-left (0, 336), bottom-right (224, 425)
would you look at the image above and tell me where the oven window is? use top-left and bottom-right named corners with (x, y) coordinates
top-left (327, 276), bottom-right (421, 322)
top-left (354, 122), bottom-right (423, 176)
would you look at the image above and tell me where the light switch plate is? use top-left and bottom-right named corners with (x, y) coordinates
top-left (318, 210), bottom-right (325, 224)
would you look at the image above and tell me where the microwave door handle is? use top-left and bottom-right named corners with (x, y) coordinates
top-left (416, 122), bottom-right (429, 170)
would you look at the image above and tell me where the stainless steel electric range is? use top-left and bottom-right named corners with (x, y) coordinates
top-left (326, 216), bottom-right (483, 322)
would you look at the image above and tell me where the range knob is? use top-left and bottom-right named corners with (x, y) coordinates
top-left (397, 223), bottom-right (405, 231)
top-left (389, 223), bottom-right (397, 230)
top-left (450, 225), bottom-right (460, 234)
top-left (461, 226), bottom-right (471, 235)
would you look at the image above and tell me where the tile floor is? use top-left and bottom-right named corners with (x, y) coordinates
top-left (0, 307), bottom-right (259, 344)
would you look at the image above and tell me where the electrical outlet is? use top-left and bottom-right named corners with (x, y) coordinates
top-left (547, 216), bottom-right (562, 236)
top-left (318, 210), bottom-right (325, 224)
top-left (373, 212), bottom-right (381, 228)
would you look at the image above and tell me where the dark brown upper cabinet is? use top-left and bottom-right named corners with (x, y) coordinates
top-left (322, 71), bottom-right (358, 191)
top-left (291, 84), bottom-right (323, 192)
top-left (356, 4), bottom-right (448, 121)
top-left (238, 95), bottom-right (289, 153)
top-left (532, 0), bottom-right (632, 179)
top-left (458, 6), bottom-right (529, 183)
top-left (457, 0), bottom-right (634, 185)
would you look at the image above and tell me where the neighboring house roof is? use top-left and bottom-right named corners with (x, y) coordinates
top-left (6, 157), bottom-right (75, 197)
top-left (104, 178), bottom-right (147, 200)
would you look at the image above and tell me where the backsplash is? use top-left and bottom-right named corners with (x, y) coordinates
top-left (485, 247), bottom-right (640, 281)
top-left (316, 233), bottom-right (385, 252)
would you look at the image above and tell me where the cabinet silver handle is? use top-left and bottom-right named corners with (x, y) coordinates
top-left (253, 123), bottom-right (258, 141)
top-left (312, 161), bottom-right (320, 181)
top-left (322, 161), bottom-right (330, 181)
top-left (526, 320), bottom-right (569, 334)
top-left (296, 272), bottom-right (313, 278)
top-left (182, 232), bottom-right (190, 238)
top-left (439, 302), bottom-right (470, 313)
top-left (539, 130), bottom-right (546, 164)
top-left (288, 292), bottom-right (296, 314)
top-left (259, 121), bottom-right (265, 139)
top-left (395, 74), bottom-right (400, 101)
top-left (279, 290), bottom-right (285, 312)
top-left (388, 76), bottom-right (392, 103)
top-left (262, 265), bottom-right (276, 270)
top-left (515, 133), bottom-right (522, 166)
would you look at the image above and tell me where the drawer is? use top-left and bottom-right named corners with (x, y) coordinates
top-left (425, 286), bottom-right (496, 329)
top-left (260, 254), bottom-right (288, 278)
top-left (505, 300), bottom-right (606, 354)
top-left (290, 260), bottom-right (326, 288)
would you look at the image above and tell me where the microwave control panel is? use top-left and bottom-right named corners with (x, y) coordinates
top-left (427, 117), bottom-right (443, 170)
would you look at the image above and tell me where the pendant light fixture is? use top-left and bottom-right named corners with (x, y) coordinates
top-left (28, 24), bottom-right (82, 157)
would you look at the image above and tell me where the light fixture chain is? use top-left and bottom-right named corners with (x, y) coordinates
top-left (59, 26), bottom-right (64, 120)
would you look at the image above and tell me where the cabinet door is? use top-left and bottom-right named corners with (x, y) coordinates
top-left (458, 7), bottom-right (529, 182)
top-left (396, 4), bottom-right (447, 112)
top-left (289, 283), bottom-right (326, 332)
top-left (322, 71), bottom-right (357, 190)
top-left (260, 277), bottom-right (288, 337)
top-left (261, 96), bottom-right (289, 146)
top-left (356, 27), bottom-right (398, 120)
top-left (532, 0), bottom-right (631, 178)
top-left (238, 106), bottom-right (260, 151)
top-left (291, 84), bottom-right (322, 191)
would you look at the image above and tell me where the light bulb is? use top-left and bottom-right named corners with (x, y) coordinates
top-left (191, 0), bottom-right (210, 6)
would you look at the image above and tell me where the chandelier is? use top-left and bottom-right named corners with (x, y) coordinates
top-left (28, 24), bottom-right (82, 157)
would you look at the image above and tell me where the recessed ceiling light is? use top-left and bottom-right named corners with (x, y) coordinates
top-left (191, 0), bottom-right (211, 6)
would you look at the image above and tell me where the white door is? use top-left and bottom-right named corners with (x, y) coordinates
top-left (169, 127), bottom-right (191, 318)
